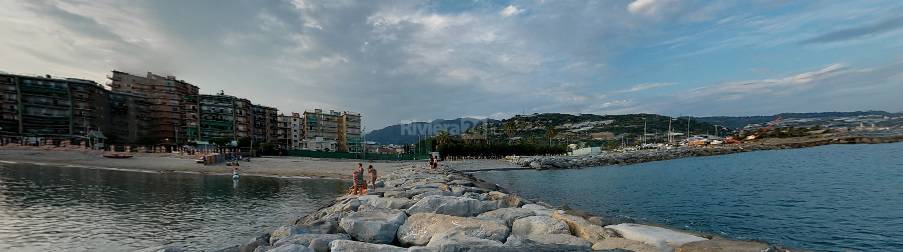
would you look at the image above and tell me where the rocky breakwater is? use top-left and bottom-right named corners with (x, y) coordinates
top-left (511, 147), bottom-right (761, 170)
top-left (181, 166), bottom-right (783, 252)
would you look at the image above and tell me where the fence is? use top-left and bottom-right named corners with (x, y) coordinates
top-left (287, 150), bottom-right (430, 161)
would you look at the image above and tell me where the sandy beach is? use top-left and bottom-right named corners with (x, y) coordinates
top-left (0, 147), bottom-right (415, 179)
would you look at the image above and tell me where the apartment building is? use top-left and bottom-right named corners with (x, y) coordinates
top-left (251, 104), bottom-right (278, 144)
top-left (108, 71), bottom-right (199, 145)
top-left (302, 109), bottom-right (340, 151)
top-left (0, 73), bottom-right (117, 146)
top-left (278, 112), bottom-right (303, 150)
top-left (338, 111), bottom-right (362, 153)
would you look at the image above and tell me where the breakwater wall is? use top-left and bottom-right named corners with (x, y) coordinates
top-left (512, 135), bottom-right (903, 170)
top-left (188, 166), bottom-right (788, 252)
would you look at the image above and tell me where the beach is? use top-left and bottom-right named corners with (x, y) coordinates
top-left (0, 147), bottom-right (411, 180)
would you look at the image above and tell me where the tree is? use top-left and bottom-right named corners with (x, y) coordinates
top-left (436, 130), bottom-right (452, 146)
top-left (545, 126), bottom-right (557, 145)
top-left (504, 121), bottom-right (516, 143)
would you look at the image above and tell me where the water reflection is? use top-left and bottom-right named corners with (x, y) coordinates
top-left (0, 163), bottom-right (349, 251)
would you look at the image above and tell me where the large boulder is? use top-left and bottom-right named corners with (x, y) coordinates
top-left (484, 191), bottom-right (525, 208)
top-left (476, 208), bottom-right (536, 226)
top-left (551, 211), bottom-right (617, 245)
top-left (406, 195), bottom-right (497, 217)
top-left (676, 239), bottom-right (770, 252)
top-left (266, 244), bottom-right (313, 252)
top-left (590, 237), bottom-right (659, 252)
top-left (270, 225), bottom-right (309, 244)
top-left (606, 223), bottom-right (707, 248)
top-left (427, 230), bottom-right (505, 251)
top-left (505, 234), bottom-right (592, 251)
top-left (328, 240), bottom-right (407, 252)
top-left (357, 195), bottom-right (413, 209)
top-left (511, 216), bottom-right (570, 236)
top-left (338, 208), bottom-right (407, 244)
top-left (396, 213), bottom-right (510, 246)
top-left (521, 204), bottom-right (554, 216)
top-left (270, 233), bottom-right (351, 252)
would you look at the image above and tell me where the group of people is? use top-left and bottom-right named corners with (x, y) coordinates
top-left (350, 163), bottom-right (377, 195)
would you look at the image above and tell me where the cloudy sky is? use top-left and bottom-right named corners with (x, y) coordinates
top-left (1, 0), bottom-right (902, 130)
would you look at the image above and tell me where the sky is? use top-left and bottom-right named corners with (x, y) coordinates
top-left (1, 0), bottom-right (902, 130)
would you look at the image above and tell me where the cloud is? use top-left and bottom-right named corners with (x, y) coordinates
top-left (619, 82), bottom-right (676, 93)
top-left (636, 62), bottom-right (903, 116)
top-left (801, 16), bottom-right (903, 44)
top-left (0, 0), bottom-right (900, 130)
top-left (627, 0), bottom-right (676, 16)
top-left (500, 5), bottom-right (523, 17)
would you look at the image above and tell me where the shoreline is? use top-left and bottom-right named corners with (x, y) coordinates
top-left (508, 134), bottom-right (903, 170)
top-left (0, 147), bottom-right (415, 180)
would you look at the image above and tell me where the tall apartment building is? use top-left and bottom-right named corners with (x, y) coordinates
top-left (251, 104), bottom-right (278, 144)
top-left (338, 111), bottom-right (362, 152)
top-left (301, 109), bottom-right (362, 152)
top-left (277, 112), bottom-right (303, 150)
top-left (0, 73), bottom-right (115, 145)
top-left (302, 109), bottom-right (340, 151)
top-left (108, 71), bottom-right (199, 145)
top-left (107, 91), bottom-right (151, 144)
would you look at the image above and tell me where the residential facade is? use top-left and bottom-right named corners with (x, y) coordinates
top-left (278, 112), bottom-right (303, 150)
top-left (338, 111), bottom-right (362, 153)
top-left (302, 109), bottom-right (340, 151)
top-left (0, 74), bottom-right (111, 144)
top-left (108, 71), bottom-right (199, 146)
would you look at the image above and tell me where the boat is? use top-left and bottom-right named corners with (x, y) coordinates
top-left (103, 153), bottom-right (133, 159)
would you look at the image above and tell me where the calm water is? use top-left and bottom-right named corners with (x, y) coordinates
top-left (476, 143), bottom-right (903, 251)
top-left (0, 163), bottom-right (348, 251)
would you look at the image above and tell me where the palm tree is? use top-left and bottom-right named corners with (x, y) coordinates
top-left (436, 130), bottom-right (452, 146)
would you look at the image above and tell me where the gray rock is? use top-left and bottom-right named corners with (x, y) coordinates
top-left (266, 244), bottom-right (313, 252)
top-left (511, 216), bottom-right (570, 236)
top-left (271, 233), bottom-right (351, 251)
top-left (505, 234), bottom-right (592, 251)
top-left (676, 239), bottom-right (771, 252)
top-left (396, 213), bottom-right (510, 246)
top-left (447, 180), bottom-right (474, 187)
top-left (239, 233), bottom-right (271, 252)
top-left (358, 195), bottom-right (414, 209)
top-left (476, 208), bottom-right (536, 226)
top-left (427, 231), bottom-right (504, 251)
top-left (133, 246), bottom-right (184, 252)
top-left (328, 240), bottom-right (407, 252)
top-left (552, 211), bottom-right (617, 245)
top-left (270, 225), bottom-right (308, 244)
top-left (339, 208), bottom-right (407, 244)
top-left (521, 204), bottom-right (554, 216)
top-left (529, 161), bottom-right (542, 169)
top-left (406, 195), bottom-right (498, 217)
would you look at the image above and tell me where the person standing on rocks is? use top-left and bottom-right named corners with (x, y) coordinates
top-left (356, 163), bottom-right (367, 195)
top-left (350, 163), bottom-right (363, 195)
top-left (367, 164), bottom-right (377, 188)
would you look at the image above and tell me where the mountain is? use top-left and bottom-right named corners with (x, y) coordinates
top-left (365, 118), bottom-right (486, 144)
top-left (696, 111), bottom-right (895, 129)
top-left (471, 113), bottom-right (722, 143)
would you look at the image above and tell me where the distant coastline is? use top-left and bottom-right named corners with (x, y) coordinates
top-left (508, 134), bottom-right (903, 170)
